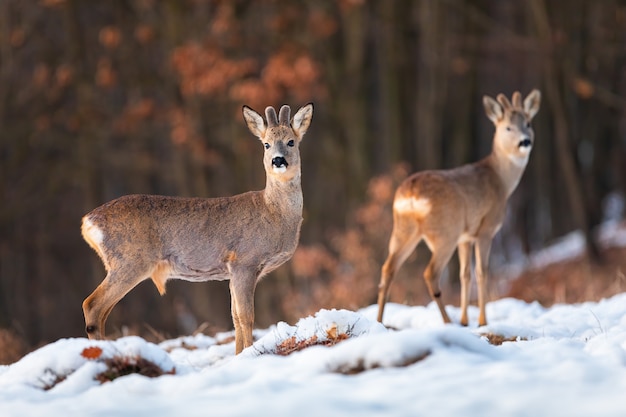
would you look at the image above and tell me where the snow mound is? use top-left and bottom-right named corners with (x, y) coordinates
top-left (245, 308), bottom-right (387, 356)
top-left (0, 336), bottom-right (175, 396)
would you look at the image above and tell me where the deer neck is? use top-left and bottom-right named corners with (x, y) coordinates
top-left (487, 138), bottom-right (530, 198)
top-left (263, 172), bottom-right (303, 216)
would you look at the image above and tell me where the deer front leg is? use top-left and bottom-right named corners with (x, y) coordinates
top-left (229, 285), bottom-right (243, 354)
top-left (83, 265), bottom-right (149, 339)
top-left (475, 237), bottom-right (493, 326)
top-left (229, 275), bottom-right (256, 354)
top-left (458, 242), bottom-right (472, 326)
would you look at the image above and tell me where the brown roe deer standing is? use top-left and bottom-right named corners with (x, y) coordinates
top-left (81, 103), bottom-right (313, 354)
top-left (377, 90), bottom-right (541, 326)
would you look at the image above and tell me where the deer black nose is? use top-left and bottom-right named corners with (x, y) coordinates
top-left (272, 156), bottom-right (288, 167)
top-left (518, 138), bottom-right (532, 148)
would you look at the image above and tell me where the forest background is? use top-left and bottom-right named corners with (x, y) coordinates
top-left (1, 0), bottom-right (625, 355)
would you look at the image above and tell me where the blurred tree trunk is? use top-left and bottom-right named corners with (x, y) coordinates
top-left (528, 0), bottom-right (602, 261)
top-left (0, 0), bottom-right (12, 328)
top-left (445, 1), bottom-right (478, 168)
top-left (578, 0), bottom-right (624, 241)
top-left (337, 5), bottom-right (368, 202)
top-left (0, 0), bottom-right (11, 125)
top-left (415, 0), bottom-right (448, 170)
top-left (372, 1), bottom-right (402, 172)
top-left (63, 0), bottom-right (106, 313)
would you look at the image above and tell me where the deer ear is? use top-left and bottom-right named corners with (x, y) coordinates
top-left (242, 105), bottom-right (266, 139)
top-left (483, 96), bottom-right (503, 124)
top-left (291, 103), bottom-right (314, 140)
top-left (524, 89), bottom-right (541, 120)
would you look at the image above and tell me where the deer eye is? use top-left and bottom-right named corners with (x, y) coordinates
top-left (526, 122), bottom-right (531, 128)
top-left (506, 126), bottom-right (512, 132)
top-left (264, 143), bottom-right (270, 149)
top-left (287, 140), bottom-right (295, 147)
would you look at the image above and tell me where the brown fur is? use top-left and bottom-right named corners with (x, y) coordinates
top-left (377, 90), bottom-right (541, 326)
top-left (82, 103), bottom-right (313, 354)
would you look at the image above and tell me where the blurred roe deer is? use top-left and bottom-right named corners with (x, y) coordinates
top-left (377, 90), bottom-right (541, 326)
top-left (81, 103), bottom-right (313, 354)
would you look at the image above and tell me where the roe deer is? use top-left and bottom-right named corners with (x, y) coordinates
top-left (377, 90), bottom-right (541, 326)
top-left (81, 103), bottom-right (313, 354)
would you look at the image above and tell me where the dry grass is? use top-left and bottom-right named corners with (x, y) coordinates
top-left (0, 328), bottom-right (27, 365)
top-left (36, 346), bottom-right (178, 390)
top-left (95, 355), bottom-right (174, 383)
top-left (216, 335), bottom-right (236, 346)
top-left (41, 370), bottom-right (68, 391)
top-left (270, 323), bottom-right (431, 374)
top-left (505, 246), bottom-right (626, 307)
top-left (275, 324), bottom-right (350, 356)
top-left (332, 351), bottom-right (431, 375)
top-left (39, 346), bottom-right (177, 390)
top-left (480, 333), bottom-right (526, 346)
top-left (79, 346), bottom-right (176, 384)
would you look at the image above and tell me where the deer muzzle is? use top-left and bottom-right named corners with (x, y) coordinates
top-left (272, 156), bottom-right (288, 168)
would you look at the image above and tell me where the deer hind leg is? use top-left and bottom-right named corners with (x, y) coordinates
top-left (229, 275), bottom-right (256, 354)
top-left (82, 262), bottom-right (152, 339)
top-left (475, 236), bottom-right (493, 326)
top-left (423, 242), bottom-right (456, 324)
top-left (377, 216), bottom-right (420, 323)
top-left (458, 242), bottom-right (473, 326)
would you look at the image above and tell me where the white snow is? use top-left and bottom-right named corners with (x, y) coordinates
top-left (3, 296), bottom-right (626, 416)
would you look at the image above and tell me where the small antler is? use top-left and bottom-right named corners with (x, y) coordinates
top-left (496, 94), bottom-right (513, 111)
top-left (279, 105), bottom-right (291, 126)
top-left (265, 107), bottom-right (279, 127)
top-left (511, 91), bottom-right (522, 109)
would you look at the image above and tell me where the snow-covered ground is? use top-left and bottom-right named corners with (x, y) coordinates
top-left (3, 295), bottom-right (626, 417)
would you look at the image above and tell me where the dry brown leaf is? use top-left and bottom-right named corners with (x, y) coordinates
top-left (81, 346), bottom-right (103, 360)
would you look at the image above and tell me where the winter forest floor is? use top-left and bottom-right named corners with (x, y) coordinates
top-left (2, 223), bottom-right (626, 366)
